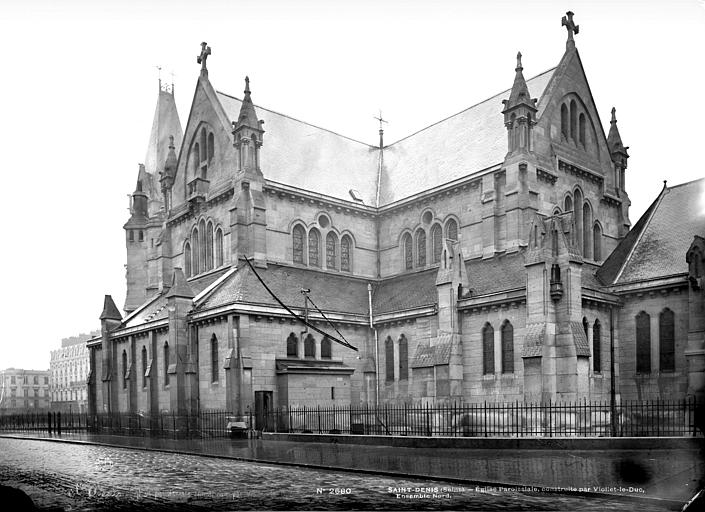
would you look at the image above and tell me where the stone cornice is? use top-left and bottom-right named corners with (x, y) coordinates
top-left (263, 181), bottom-right (376, 218)
top-left (558, 159), bottom-right (604, 184)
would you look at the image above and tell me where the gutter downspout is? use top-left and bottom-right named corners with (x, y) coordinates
top-left (610, 306), bottom-right (617, 436)
top-left (368, 283), bottom-right (379, 409)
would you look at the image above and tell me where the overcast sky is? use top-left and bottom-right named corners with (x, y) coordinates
top-left (1, 0), bottom-right (703, 371)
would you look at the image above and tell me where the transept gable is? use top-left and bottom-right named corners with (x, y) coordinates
top-left (536, 49), bottom-right (614, 174)
top-left (172, 77), bottom-right (237, 207)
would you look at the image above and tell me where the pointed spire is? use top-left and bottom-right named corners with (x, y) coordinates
top-left (100, 295), bottom-right (123, 321)
top-left (607, 107), bottom-right (629, 157)
top-left (235, 76), bottom-right (261, 130)
top-left (166, 268), bottom-right (195, 299)
top-left (503, 51), bottom-right (536, 112)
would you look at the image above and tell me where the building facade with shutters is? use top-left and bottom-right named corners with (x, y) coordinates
top-left (49, 331), bottom-right (97, 413)
top-left (87, 12), bottom-right (705, 420)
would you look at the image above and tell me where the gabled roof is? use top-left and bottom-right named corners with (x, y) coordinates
top-left (217, 92), bottom-right (380, 205)
top-left (214, 68), bottom-right (555, 207)
top-left (377, 69), bottom-right (555, 205)
top-left (598, 178), bottom-right (705, 286)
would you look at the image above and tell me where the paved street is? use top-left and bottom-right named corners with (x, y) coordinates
top-left (0, 436), bottom-right (691, 510)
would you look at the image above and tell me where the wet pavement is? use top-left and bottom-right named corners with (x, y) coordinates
top-left (0, 437), bottom-right (686, 511)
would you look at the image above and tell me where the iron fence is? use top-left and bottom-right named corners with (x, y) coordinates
top-left (0, 409), bottom-right (241, 439)
top-left (264, 397), bottom-right (703, 437)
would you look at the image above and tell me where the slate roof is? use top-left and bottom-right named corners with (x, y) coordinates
top-left (381, 69), bottom-right (555, 204)
top-left (411, 334), bottom-right (453, 368)
top-left (217, 92), bottom-right (380, 206)
top-left (196, 263), bottom-right (371, 315)
top-left (598, 179), bottom-right (705, 286)
top-left (464, 252), bottom-right (526, 295)
top-left (371, 269), bottom-right (438, 315)
top-left (215, 69), bottom-right (555, 207)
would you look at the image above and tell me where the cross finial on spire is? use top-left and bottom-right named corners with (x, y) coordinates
top-left (373, 110), bottom-right (388, 149)
top-left (197, 42), bottom-right (211, 77)
top-left (516, 52), bottom-right (523, 71)
top-left (244, 76), bottom-right (251, 95)
top-left (561, 11), bottom-right (579, 50)
top-left (610, 107), bottom-right (617, 124)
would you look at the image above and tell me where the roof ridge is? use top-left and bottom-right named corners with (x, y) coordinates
top-left (216, 90), bottom-right (377, 149)
top-left (614, 186), bottom-right (668, 284)
top-left (386, 67), bottom-right (557, 147)
top-left (667, 177), bottom-right (705, 191)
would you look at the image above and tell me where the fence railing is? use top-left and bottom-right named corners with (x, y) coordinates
top-left (0, 409), bottom-right (242, 439)
top-left (1, 398), bottom-right (701, 438)
top-left (263, 398), bottom-right (703, 437)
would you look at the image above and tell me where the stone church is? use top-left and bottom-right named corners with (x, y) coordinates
top-left (88, 12), bottom-right (705, 420)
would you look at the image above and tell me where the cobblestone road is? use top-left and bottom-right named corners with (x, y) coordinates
top-left (0, 438), bottom-right (680, 511)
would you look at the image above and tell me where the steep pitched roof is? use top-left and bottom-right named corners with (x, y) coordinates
top-left (144, 89), bottom-right (183, 178)
top-left (214, 69), bottom-right (555, 207)
top-left (217, 92), bottom-right (380, 205)
top-left (598, 178), bottom-right (705, 286)
top-left (379, 69), bottom-right (555, 205)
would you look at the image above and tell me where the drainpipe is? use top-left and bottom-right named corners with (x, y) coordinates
top-left (368, 283), bottom-right (379, 409)
top-left (610, 306), bottom-right (617, 436)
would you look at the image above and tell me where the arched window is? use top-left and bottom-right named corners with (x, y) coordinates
top-left (446, 218), bottom-right (458, 241)
top-left (660, 309), bottom-right (675, 372)
top-left (192, 227), bottom-right (200, 275)
top-left (293, 225), bottom-right (305, 264)
top-left (501, 321), bottom-right (514, 373)
top-left (636, 312), bottom-right (651, 374)
top-left (593, 320), bottom-right (601, 373)
top-left (184, 242), bottom-right (192, 277)
top-left (128, 230), bottom-right (134, 242)
top-left (308, 228), bottom-right (320, 267)
top-left (582, 316), bottom-right (589, 338)
top-left (199, 219), bottom-right (206, 272)
top-left (564, 195), bottom-right (573, 213)
top-left (286, 333), bottom-right (298, 358)
top-left (215, 228), bottom-right (224, 267)
top-left (206, 221), bottom-right (214, 271)
top-left (431, 224), bottom-right (443, 263)
top-left (416, 228), bottom-right (426, 267)
top-left (560, 103), bottom-right (569, 139)
top-left (385, 336), bottom-right (394, 382)
top-left (570, 100), bottom-right (577, 141)
top-left (193, 143), bottom-right (200, 175)
top-left (321, 336), bottom-right (332, 359)
top-left (402, 233), bottom-right (413, 271)
top-left (122, 350), bottom-right (128, 389)
top-left (207, 132), bottom-right (215, 161)
top-left (211, 335), bottom-right (219, 383)
top-left (141, 346), bottom-right (148, 388)
top-left (579, 113), bottom-right (586, 147)
top-left (593, 223), bottom-right (602, 261)
top-left (138, 230), bottom-right (144, 242)
top-left (164, 342), bottom-right (170, 386)
top-left (574, 188), bottom-right (583, 253)
top-left (582, 202), bottom-right (592, 259)
top-left (304, 334), bottom-right (315, 358)
top-left (200, 128), bottom-right (207, 161)
top-left (326, 232), bottom-right (338, 270)
top-left (341, 235), bottom-right (352, 272)
top-left (398, 334), bottom-right (408, 380)
top-left (482, 323), bottom-right (494, 375)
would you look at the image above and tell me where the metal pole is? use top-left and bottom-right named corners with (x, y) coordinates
top-left (609, 306), bottom-right (617, 436)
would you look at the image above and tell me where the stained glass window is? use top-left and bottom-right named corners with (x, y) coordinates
top-left (483, 323), bottom-right (494, 375)
top-left (308, 228), bottom-right (320, 267)
top-left (293, 225), bottom-right (305, 264)
top-left (416, 229), bottom-right (426, 267)
top-left (326, 232), bottom-right (338, 269)
top-left (431, 224), bottom-right (442, 263)
top-left (501, 321), bottom-right (514, 373)
top-left (446, 219), bottom-right (458, 241)
top-left (403, 234), bottom-right (413, 270)
top-left (341, 235), bottom-right (351, 272)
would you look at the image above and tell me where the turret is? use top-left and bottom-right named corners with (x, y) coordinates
top-left (607, 107), bottom-right (629, 195)
top-left (160, 135), bottom-right (178, 211)
top-left (232, 77), bottom-right (265, 178)
top-left (502, 52), bottom-right (538, 156)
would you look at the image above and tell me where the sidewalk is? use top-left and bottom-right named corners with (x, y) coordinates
top-left (2, 431), bottom-right (702, 507)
